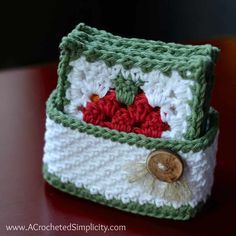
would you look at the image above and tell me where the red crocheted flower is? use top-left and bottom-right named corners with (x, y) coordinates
top-left (83, 90), bottom-right (120, 127)
top-left (128, 93), bottom-right (153, 125)
top-left (133, 110), bottom-right (170, 138)
top-left (110, 108), bottom-right (133, 132)
top-left (82, 90), bottom-right (170, 138)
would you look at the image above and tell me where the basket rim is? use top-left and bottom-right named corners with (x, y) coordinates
top-left (46, 90), bottom-right (219, 153)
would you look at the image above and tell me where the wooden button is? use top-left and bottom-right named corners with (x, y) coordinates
top-left (146, 149), bottom-right (184, 183)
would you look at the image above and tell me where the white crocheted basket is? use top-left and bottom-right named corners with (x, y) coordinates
top-left (43, 23), bottom-right (219, 220)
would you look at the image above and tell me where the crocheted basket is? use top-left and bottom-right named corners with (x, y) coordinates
top-left (43, 23), bottom-right (220, 220)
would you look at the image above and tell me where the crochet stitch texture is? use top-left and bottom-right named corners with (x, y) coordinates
top-left (83, 90), bottom-right (170, 137)
top-left (43, 23), bottom-right (220, 220)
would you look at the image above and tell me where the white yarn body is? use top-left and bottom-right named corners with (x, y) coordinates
top-left (43, 117), bottom-right (218, 209)
top-left (64, 56), bottom-right (194, 140)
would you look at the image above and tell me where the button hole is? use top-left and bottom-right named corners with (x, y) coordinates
top-left (157, 162), bottom-right (168, 171)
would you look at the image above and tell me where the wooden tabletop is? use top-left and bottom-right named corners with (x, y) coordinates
top-left (0, 38), bottom-right (236, 235)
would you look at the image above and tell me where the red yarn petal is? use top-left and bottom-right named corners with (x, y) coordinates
top-left (134, 110), bottom-right (170, 138)
top-left (83, 102), bottom-right (105, 125)
top-left (98, 90), bottom-right (120, 118)
top-left (128, 93), bottom-right (152, 124)
top-left (111, 108), bottom-right (133, 132)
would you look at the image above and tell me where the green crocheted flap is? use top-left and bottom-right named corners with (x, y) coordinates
top-left (47, 90), bottom-right (218, 153)
top-left (56, 23), bottom-right (219, 140)
top-left (43, 164), bottom-right (204, 220)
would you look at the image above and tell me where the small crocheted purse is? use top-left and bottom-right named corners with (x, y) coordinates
top-left (43, 23), bottom-right (220, 220)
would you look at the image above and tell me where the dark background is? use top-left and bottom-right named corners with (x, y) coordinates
top-left (0, 0), bottom-right (235, 69)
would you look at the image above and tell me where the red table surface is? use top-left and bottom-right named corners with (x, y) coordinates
top-left (0, 38), bottom-right (236, 236)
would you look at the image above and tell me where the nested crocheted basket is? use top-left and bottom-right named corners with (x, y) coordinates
top-left (43, 23), bottom-right (220, 220)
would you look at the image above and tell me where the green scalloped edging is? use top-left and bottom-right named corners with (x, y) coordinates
top-left (68, 23), bottom-right (219, 61)
top-left (43, 164), bottom-right (203, 220)
top-left (47, 90), bottom-right (218, 153)
top-left (56, 23), bottom-right (220, 140)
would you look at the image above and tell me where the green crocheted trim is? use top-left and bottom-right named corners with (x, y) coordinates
top-left (112, 74), bottom-right (144, 106)
top-left (43, 164), bottom-right (203, 220)
top-left (47, 90), bottom-right (218, 153)
top-left (56, 23), bottom-right (219, 140)
top-left (66, 23), bottom-right (219, 63)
